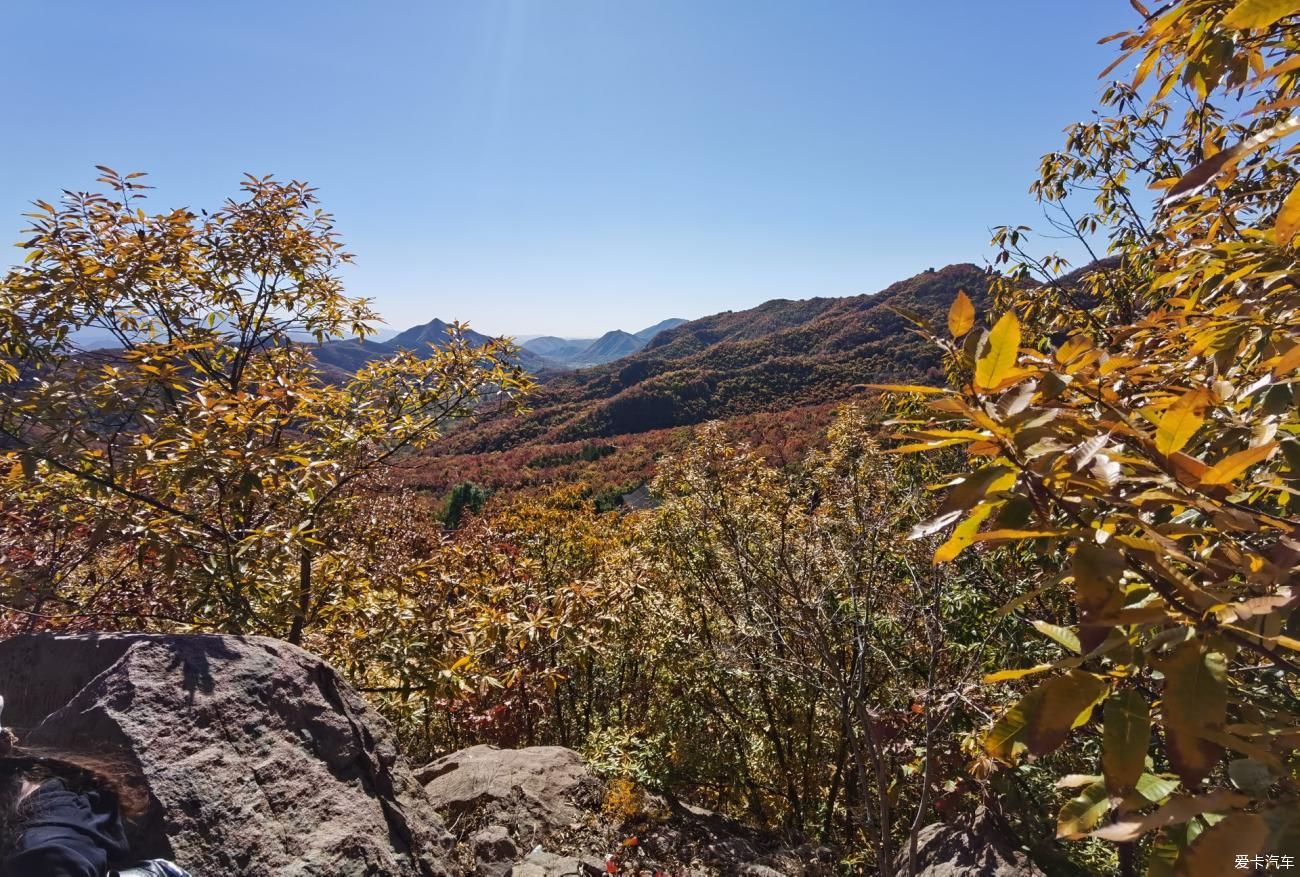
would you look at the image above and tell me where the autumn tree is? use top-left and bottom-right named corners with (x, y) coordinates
top-left (339, 483), bottom-right (639, 755)
top-left (0, 170), bottom-right (533, 642)
top-left (877, 2), bottom-right (1300, 872)
top-left (637, 409), bottom-right (1030, 874)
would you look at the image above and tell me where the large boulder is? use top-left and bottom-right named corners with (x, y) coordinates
top-left (904, 808), bottom-right (1045, 877)
top-left (418, 744), bottom-right (601, 846)
top-left (0, 633), bottom-right (454, 877)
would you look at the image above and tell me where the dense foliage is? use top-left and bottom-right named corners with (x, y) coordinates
top-left (328, 408), bottom-right (1043, 875)
top-left (877, 1), bottom-right (1300, 872)
top-left (0, 171), bottom-right (532, 642)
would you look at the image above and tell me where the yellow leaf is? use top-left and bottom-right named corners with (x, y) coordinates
top-left (1073, 544), bottom-right (1126, 653)
top-left (1275, 179), bottom-right (1300, 243)
top-left (864, 383), bottom-right (948, 395)
top-left (1270, 342), bottom-right (1300, 377)
top-left (933, 504), bottom-right (991, 564)
top-left (1248, 54), bottom-right (1300, 88)
top-left (985, 670), bottom-right (1109, 759)
top-left (1164, 115), bottom-right (1300, 202)
top-left (1091, 790), bottom-right (1249, 843)
top-left (1222, 0), bottom-right (1300, 30)
top-left (1031, 620), bottom-right (1082, 654)
top-left (972, 528), bottom-right (1073, 544)
top-left (1155, 389), bottom-right (1210, 456)
top-left (983, 664), bottom-right (1056, 683)
top-left (1172, 810), bottom-right (1269, 876)
top-left (973, 313), bottom-right (1022, 393)
top-left (884, 439), bottom-right (976, 454)
top-left (1200, 442), bottom-right (1277, 486)
top-left (947, 289), bottom-right (975, 337)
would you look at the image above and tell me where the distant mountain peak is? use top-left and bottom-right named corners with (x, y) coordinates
top-left (634, 318), bottom-right (687, 342)
top-left (519, 318), bottom-right (688, 368)
top-left (313, 317), bottom-right (556, 376)
top-left (389, 317), bottom-right (460, 349)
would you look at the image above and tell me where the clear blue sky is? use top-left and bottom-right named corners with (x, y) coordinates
top-left (1, 2), bottom-right (1130, 337)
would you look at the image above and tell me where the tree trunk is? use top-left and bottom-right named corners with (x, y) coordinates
top-left (288, 549), bottom-right (311, 645)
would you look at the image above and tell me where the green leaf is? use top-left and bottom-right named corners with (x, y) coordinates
top-left (985, 670), bottom-right (1109, 759)
top-left (1057, 780), bottom-right (1111, 839)
top-left (1146, 829), bottom-right (1181, 877)
top-left (1103, 690), bottom-right (1152, 796)
top-left (1159, 642), bottom-right (1227, 787)
top-left (1135, 773), bottom-right (1181, 803)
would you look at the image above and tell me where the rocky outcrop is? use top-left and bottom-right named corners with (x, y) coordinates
top-left (418, 745), bottom-right (601, 847)
top-left (420, 745), bottom-right (835, 877)
top-left (0, 633), bottom-right (1043, 877)
top-left (903, 808), bottom-right (1046, 877)
top-left (0, 633), bottom-right (453, 877)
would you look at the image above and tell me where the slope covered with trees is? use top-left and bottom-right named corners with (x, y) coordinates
top-left (441, 263), bottom-right (990, 454)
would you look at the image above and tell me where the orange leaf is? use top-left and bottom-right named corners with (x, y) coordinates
top-left (1200, 442), bottom-right (1277, 486)
top-left (948, 289), bottom-right (975, 337)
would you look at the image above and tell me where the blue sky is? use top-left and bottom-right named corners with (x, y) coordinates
top-left (1, 2), bottom-right (1129, 337)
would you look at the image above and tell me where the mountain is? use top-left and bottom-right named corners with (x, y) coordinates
top-left (521, 336), bottom-right (596, 360)
top-left (388, 318), bottom-right (485, 350)
top-left (437, 264), bottom-right (992, 454)
top-left (579, 330), bottom-right (642, 363)
top-left (520, 319), bottom-right (689, 368)
top-left (313, 318), bottom-right (556, 376)
top-left (633, 318), bottom-right (687, 342)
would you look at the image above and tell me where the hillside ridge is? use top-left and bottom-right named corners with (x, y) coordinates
top-left (437, 263), bottom-right (990, 454)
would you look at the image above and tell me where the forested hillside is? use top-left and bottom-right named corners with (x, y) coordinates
top-left (441, 263), bottom-right (988, 453)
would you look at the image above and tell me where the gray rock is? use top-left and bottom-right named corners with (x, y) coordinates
top-left (473, 825), bottom-right (519, 877)
top-left (0, 633), bottom-right (453, 877)
top-left (904, 808), bottom-right (1045, 877)
top-left (737, 866), bottom-right (788, 877)
top-left (422, 746), bottom-right (841, 877)
top-left (508, 849), bottom-right (598, 877)
top-left (419, 745), bottom-right (601, 843)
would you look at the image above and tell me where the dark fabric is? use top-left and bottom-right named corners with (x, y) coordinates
top-left (1, 778), bottom-right (130, 877)
top-left (113, 861), bottom-right (192, 877)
